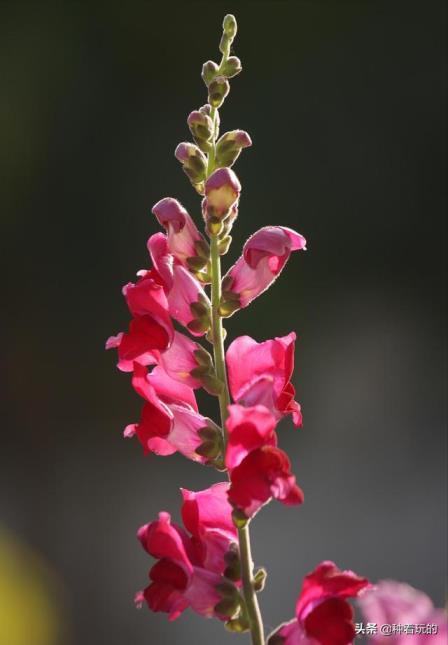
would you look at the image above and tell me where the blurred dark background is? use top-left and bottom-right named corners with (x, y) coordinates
top-left (0, 1), bottom-right (446, 644)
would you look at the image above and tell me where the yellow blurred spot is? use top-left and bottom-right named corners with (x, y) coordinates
top-left (0, 530), bottom-right (66, 645)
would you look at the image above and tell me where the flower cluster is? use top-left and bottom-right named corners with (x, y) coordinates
top-left (135, 483), bottom-right (244, 622)
top-left (108, 14), bottom-right (447, 644)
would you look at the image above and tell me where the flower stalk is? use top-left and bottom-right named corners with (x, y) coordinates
top-left (205, 40), bottom-right (265, 637)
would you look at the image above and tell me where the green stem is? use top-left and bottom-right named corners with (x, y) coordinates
top-left (209, 231), bottom-right (265, 645)
top-left (205, 45), bottom-right (265, 639)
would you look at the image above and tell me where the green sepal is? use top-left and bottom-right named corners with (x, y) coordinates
top-left (218, 235), bottom-right (232, 255)
top-left (193, 347), bottom-right (213, 367)
top-left (187, 256), bottom-right (208, 271)
top-left (219, 298), bottom-right (241, 318)
top-left (201, 373), bottom-right (224, 396)
top-left (195, 440), bottom-right (220, 459)
top-left (214, 596), bottom-right (240, 618)
top-left (206, 216), bottom-right (224, 236)
top-left (194, 239), bottom-right (210, 259)
top-left (187, 318), bottom-right (210, 335)
top-left (190, 301), bottom-right (209, 318)
top-left (232, 508), bottom-right (248, 529)
top-left (215, 581), bottom-right (237, 598)
top-left (225, 617), bottom-right (250, 633)
top-left (253, 567), bottom-right (267, 592)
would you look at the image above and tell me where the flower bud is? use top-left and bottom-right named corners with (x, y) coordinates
top-left (208, 76), bottom-right (230, 109)
top-left (223, 14), bottom-right (237, 39)
top-left (187, 110), bottom-right (214, 153)
top-left (204, 168), bottom-right (241, 220)
top-left (221, 56), bottom-right (242, 78)
top-left (187, 293), bottom-right (211, 335)
top-left (174, 142), bottom-right (207, 188)
top-left (225, 617), bottom-right (250, 633)
top-left (253, 567), bottom-right (267, 592)
top-left (202, 60), bottom-right (219, 86)
top-left (215, 129), bottom-right (252, 168)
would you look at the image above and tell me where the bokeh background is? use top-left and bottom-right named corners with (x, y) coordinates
top-left (1, 1), bottom-right (446, 644)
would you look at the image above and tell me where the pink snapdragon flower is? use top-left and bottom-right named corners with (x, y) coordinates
top-left (125, 363), bottom-right (215, 462)
top-left (136, 485), bottom-right (239, 621)
top-left (181, 482), bottom-right (238, 575)
top-left (358, 580), bottom-right (448, 644)
top-left (152, 197), bottom-right (207, 268)
top-left (105, 269), bottom-right (174, 372)
top-left (157, 331), bottom-right (205, 388)
top-left (268, 561), bottom-right (370, 645)
top-left (225, 405), bottom-right (304, 518)
top-left (221, 226), bottom-right (306, 312)
top-left (226, 332), bottom-right (302, 426)
top-left (148, 233), bottom-right (211, 335)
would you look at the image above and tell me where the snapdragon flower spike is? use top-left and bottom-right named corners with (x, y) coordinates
top-left (226, 332), bottom-right (302, 426)
top-left (203, 168), bottom-right (241, 234)
top-left (125, 363), bottom-right (218, 463)
top-left (220, 226), bottom-right (306, 316)
top-left (148, 233), bottom-right (211, 335)
top-left (151, 198), bottom-right (210, 278)
top-left (268, 561), bottom-right (370, 645)
top-left (225, 404), bottom-right (304, 519)
top-left (358, 581), bottom-right (448, 644)
top-left (105, 270), bottom-right (174, 372)
top-left (181, 482), bottom-right (239, 576)
top-left (215, 129), bottom-right (252, 169)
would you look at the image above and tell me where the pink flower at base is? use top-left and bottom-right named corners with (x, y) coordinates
top-left (152, 197), bottom-right (207, 268)
top-left (136, 486), bottom-right (241, 622)
top-left (136, 512), bottom-right (221, 621)
top-left (268, 561), bottom-right (370, 645)
top-left (225, 405), bottom-right (304, 518)
top-left (358, 580), bottom-right (448, 644)
top-left (226, 332), bottom-right (302, 426)
top-left (221, 226), bottom-right (306, 314)
top-left (126, 363), bottom-right (215, 462)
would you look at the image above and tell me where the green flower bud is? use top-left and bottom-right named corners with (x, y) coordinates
top-left (215, 130), bottom-right (252, 168)
top-left (223, 14), bottom-right (237, 39)
top-left (221, 56), bottom-right (242, 78)
top-left (174, 142), bottom-right (207, 188)
top-left (225, 617), bottom-right (250, 633)
top-left (253, 568), bottom-right (267, 592)
top-left (187, 109), bottom-right (214, 152)
top-left (202, 60), bottom-right (219, 86)
top-left (208, 76), bottom-right (230, 109)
